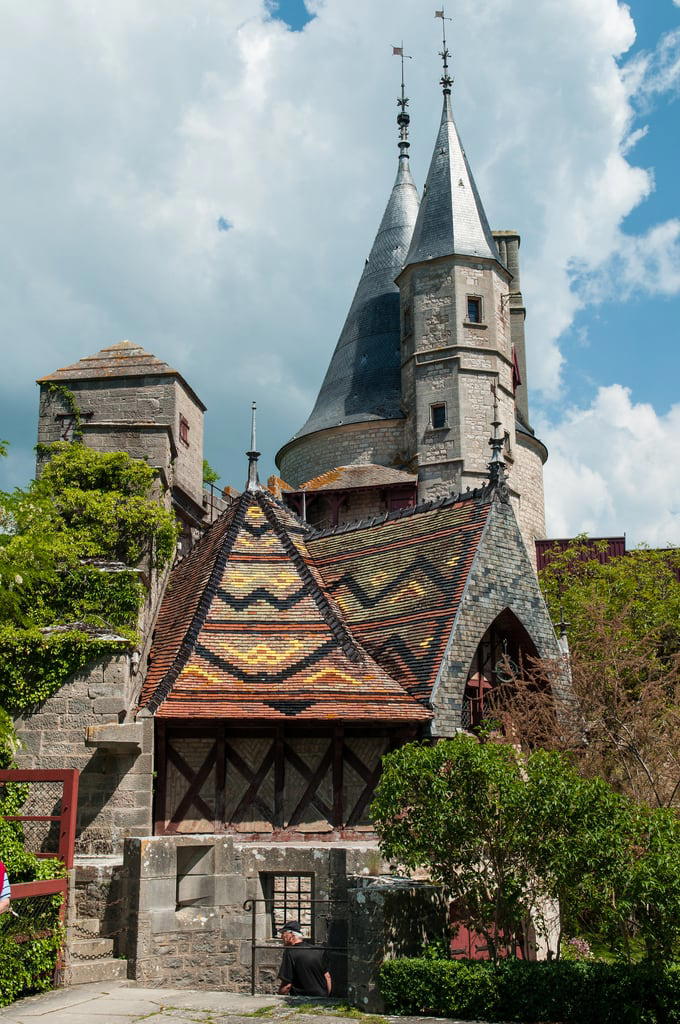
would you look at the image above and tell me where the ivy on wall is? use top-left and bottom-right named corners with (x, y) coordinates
top-left (0, 442), bottom-right (178, 711)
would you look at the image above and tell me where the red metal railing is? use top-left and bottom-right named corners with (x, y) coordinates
top-left (0, 769), bottom-right (79, 870)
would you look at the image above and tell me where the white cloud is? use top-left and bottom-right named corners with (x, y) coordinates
top-left (539, 386), bottom-right (680, 545)
top-left (624, 26), bottom-right (680, 105)
top-left (0, 0), bottom-right (676, 520)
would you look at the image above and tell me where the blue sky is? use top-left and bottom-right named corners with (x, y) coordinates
top-left (0, 1), bottom-right (678, 544)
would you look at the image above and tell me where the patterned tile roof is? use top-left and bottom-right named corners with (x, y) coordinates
top-left (307, 495), bottom-right (494, 701)
top-left (37, 340), bottom-right (207, 410)
top-left (140, 490), bottom-right (428, 723)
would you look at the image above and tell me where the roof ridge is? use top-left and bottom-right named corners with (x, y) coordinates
top-left (142, 492), bottom-right (250, 714)
top-left (307, 483), bottom-right (494, 539)
top-left (256, 492), bottom-right (363, 663)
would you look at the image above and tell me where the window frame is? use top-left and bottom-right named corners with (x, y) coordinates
top-left (430, 402), bottom-right (448, 430)
top-left (179, 414), bottom-right (190, 446)
top-left (465, 295), bottom-right (483, 325)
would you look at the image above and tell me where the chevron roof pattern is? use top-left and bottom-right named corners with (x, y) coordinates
top-left (307, 497), bottom-right (493, 701)
top-left (140, 489), bottom-right (428, 722)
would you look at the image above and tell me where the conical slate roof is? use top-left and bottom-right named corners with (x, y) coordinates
top-left (293, 157), bottom-right (420, 440)
top-left (404, 94), bottom-right (498, 267)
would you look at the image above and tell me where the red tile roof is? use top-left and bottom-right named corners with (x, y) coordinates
top-left (307, 496), bottom-right (493, 701)
top-left (141, 490), bottom-right (429, 723)
top-left (297, 464), bottom-right (417, 492)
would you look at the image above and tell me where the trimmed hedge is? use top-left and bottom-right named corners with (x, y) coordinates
top-left (378, 957), bottom-right (680, 1024)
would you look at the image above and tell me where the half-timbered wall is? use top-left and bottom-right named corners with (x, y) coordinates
top-left (155, 724), bottom-right (409, 838)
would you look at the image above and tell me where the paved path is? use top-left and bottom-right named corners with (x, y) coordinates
top-left (0, 984), bottom-right (483, 1024)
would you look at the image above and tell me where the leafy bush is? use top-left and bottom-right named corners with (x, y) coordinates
top-left (379, 957), bottom-right (680, 1024)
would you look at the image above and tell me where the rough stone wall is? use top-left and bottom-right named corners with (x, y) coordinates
top-left (14, 654), bottom-right (154, 856)
top-left (513, 436), bottom-right (547, 561)
top-left (347, 878), bottom-right (449, 1012)
top-left (400, 257), bottom-right (520, 504)
top-left (173, 380), bottom-right (205, 508)
top-left (125, 834), bottom-right (386, 993)
top-left (430, 497), bottom-right (565, 736)
top-left (276, 420), bottom-right (405, 489)
top-left (304, 489), bottom-right (393, 531)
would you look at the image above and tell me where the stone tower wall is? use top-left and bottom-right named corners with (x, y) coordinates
top-left (276, 419), bottom-right (405, 488)
top-left (513, 435), bottom-right (547, 557)
top-left (399, 256), bottom-right (516, 499)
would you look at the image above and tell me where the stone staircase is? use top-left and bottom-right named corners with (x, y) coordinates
top-left (67, 916), bottom-right (128, 985)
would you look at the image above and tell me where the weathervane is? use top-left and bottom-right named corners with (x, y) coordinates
top-left (245, 400), bottom-right (261, 492)
top-left (392, 43), bottom-right (413, 160)
top-left (435, 9), bottom-right (453, 95)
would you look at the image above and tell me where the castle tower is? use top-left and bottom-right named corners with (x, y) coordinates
top-left (396, 33), bottom-right (547, 552)
top-left (276, 79), bottom-right (420, 527)
top-left (36, 339), bottom-right (207, 548)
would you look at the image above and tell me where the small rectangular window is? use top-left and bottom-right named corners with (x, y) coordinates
top-left (403, 305), bottom-right (412, 336)
top-left (466, 296), bottom-right (482, 323)
top-left (431, 403), bottom-right (447, 429)
top-left (179, 415), bottom-right (190, 446)
top-left (261, 873), bottom-right (314, 939)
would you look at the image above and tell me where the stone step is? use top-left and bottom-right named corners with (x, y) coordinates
top-left (70, 935), bottom-right (115, 957)
top-left (72, 917), bottom-right (102, 932)
top-left (66, 957), bottom-right (128, 986)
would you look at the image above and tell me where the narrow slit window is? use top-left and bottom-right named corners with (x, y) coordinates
top-left (431, 403), bottom-right (447, 429)
top-left (466, 296), bottom-right (482, 323)
top-left (179, 415), bottom-right (190, 446)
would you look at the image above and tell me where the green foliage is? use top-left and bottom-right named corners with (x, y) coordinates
top-left (0, 627), bottom-right (130, 714)
top-left (0, 443), bottom-right (178, 711)
top-left (539, 537), bottom-right (680, 667)
top-left (378, 957), bottom-right (680, 1023)
top-left (202, 459), bottom-right (220, 485)
top-left (372, 736), bottom-right (680, 962)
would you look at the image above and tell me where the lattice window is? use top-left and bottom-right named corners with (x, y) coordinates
top-left (262, 873), bottom-right (313, 938)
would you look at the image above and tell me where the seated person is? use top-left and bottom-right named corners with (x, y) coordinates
top-left (277, 920), bottom-right (331, 997)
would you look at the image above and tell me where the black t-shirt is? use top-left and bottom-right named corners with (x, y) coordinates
top-left (278, 943), bottom-right (329, 996)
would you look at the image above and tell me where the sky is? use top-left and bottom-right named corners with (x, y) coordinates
top-left (0, 0), bottom-right (678, 546)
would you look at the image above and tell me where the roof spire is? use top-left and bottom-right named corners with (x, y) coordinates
top-left (488, 381), bottom-right (508, 498)
top-left (246, 400), bottom-right (261, 492)
top-left (392, 43), bottom-right (413, 162)
top-left (435, 9), bottom-right (453, 96)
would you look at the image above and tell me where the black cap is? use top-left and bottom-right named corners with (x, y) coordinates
top-left (282, 920), bottom-right (302, 933)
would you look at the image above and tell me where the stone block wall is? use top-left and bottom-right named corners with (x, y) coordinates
top-left (430, 497), bottom-right (566, 736)
top-left (276, 420), bottom-right (406, 489)
top-left (513, 435), bottom-right (547, 561)
top-left (124, 835), bottom-right (386, 993)
top-left (14, 654), bottom-right (154, 856)
top-left (347, 877), bottom-right (449, 1012)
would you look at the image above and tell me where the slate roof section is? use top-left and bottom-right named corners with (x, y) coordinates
top-left (37, 340), bottom-right (206, 410)
top-left (297, 464), bottom-right (417, 493)
top-left (292, 156), bottom-right (419, 440)
top-left (140, 490), bottom-right (428, 723)
top-left (307, 495), bottom-right (493, 702)
top-left (404, 94), bottom-right (499, 268)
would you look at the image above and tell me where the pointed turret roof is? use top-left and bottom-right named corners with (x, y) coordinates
top-left (293, 157), bottom-right (419, 440)
top-left (404, 94), bottom-right (498, 268)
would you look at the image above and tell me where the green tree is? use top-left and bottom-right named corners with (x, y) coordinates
top-left (202, 459), bottom-right (220, 485)
top-left (0, 443), bottom-right (179, 711)
top-left (372, 736), bottom-right (680, 962)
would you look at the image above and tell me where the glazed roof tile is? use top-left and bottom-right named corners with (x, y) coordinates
top-left (37, 340), bottom-right (206, 410)
top-left (307, 495), bottom-right (493, 701)
top-left (141, 490), bottom-right (428, 723)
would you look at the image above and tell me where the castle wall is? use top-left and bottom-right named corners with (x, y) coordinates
top-left (172, 379), bottom-right (205, 508)
top-left (14, 653), bottom-right (154, 856)
top-left (513, 435), bottom-right (547, 559)
top-left (277, 420), bottom-right (405, 489)
top-left (429, 498), bottom-right (564, 737)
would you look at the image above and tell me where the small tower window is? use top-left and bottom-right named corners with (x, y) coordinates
top-left (466, 296), bottom-right (482, 324)
top-left (430, 403), bottom-right (447, 429)
top-left (403, 305), bottom-right (412, 337)
top-left (179, 415), bottom-right (190, 446)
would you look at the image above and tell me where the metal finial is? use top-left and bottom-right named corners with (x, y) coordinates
top-left (246, 400), bottom-right (261, 492)
top-left (488, 380), bottom-right (507, 493)
top-left (435, 9), bottom-right (453, 95)
top-left (392, 43), bottom-right (413, 160)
